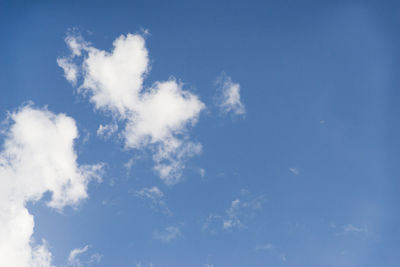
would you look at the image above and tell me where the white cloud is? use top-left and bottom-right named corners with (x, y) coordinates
top-left (68, 245), bottom-right (89, 266)
top-left (0, 104), bottom-right (103, 267)
top-left (57, 58), bottom-right (78, 85)
top-left (152, 138), bottom-right (202, 185)
top-left (68, 245), bottom-right (102, 267)
top-left (124, 158), bottom-right (135, 176)
top-left (215, 73), bottom-right (246, 116)
top-left (88, 253), bottom-right (103, 265)
top-left (152, 226), bottom-right (181, 243)
top-left (58, 32), bottom-right (205, 184)
top-left (223, 199), bottom-right (243, 229)
top-left (199, 168), bottom-right (205, 177)
top-left (97, 121), bottom-right (118, 139)
top-left (135, 187), bottom-right (171, 215)
top-left (203, 193), bottom-right (265, 233)
top-left (343, 224), bottom-right (368, 234)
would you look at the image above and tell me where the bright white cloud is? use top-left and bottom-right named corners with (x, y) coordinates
top-left (152, 226), bottom-right (181, 243)
top-left (0, 104), bottom-right (103, 267)
top-left (135, 187), bottom-right (171, 215)
top-left (58, 32), bottom-right (205, 184)
top-left (215, 73), bottom-right (246, 116)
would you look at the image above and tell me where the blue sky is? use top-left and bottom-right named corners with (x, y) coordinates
top-left (0, 0), bottom-right (399, 266)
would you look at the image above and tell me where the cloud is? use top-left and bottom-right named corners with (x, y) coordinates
top-left (135, 187), bottom-right (172, 215)
top-left (68, 245), bottom-right (89, 266)
top-left (215, 73), bottom-right (246, 116)
top-left (203, 193), bottom-right (265, 233)
top-left (58, 32), bottom-right (205, 184)
top-left (281, 254), bottom-right (287, 262)
top-left (97, 121), bottom-right (118, 139)
top-left (223, 199), bottom-right (243, 229)
top-left (255, 243), bottom-right (288, 263)
top-left (256, 243), bottom-right (273, 251)
top-left (57, 58), bottom-right (78, 85)
top-left (343, 224), bottom-right (368, 234)
top-left (136, 262), bottom-right (154, 267)
top-left (289, 167), bottom-right (299, 175)
top-left (0, 104), bottom-right (103, 267)
top-left (68, 245), bottom-right (102, 267)
top-left (88, 253), bottom-right (103, 265)
top-left (152, 226), bottom-right (181, 243)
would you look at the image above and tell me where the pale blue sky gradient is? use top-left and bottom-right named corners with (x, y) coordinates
top-left (1, 0), bottom-right (400, 266)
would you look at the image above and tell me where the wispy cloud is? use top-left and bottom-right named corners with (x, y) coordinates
top-left (256, 243), bottom-right (273, 251)
top-left (199, 168), bottom-right (206, 178)
top-left (68, 245), bottom-right (102, 267)
top-left (343, 224), bottom-right (368, 234)
top-left (289, 167), bottom-right (299, 175)
top-left (68, 245), bottom-right (89, 266)
top-left (215, 73), bottom-right (246, 116)
top-left (134, 186), bottom-right (172, 215)
top-left (97, 121), bottom-right (118, 139)
top-left (153, 226), bottom-right (181, 243)
top-left (203, 192), bottom-right (265, 233)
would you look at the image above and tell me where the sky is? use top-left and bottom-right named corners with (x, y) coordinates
top-left (0, 0), bottom-right (400, 266)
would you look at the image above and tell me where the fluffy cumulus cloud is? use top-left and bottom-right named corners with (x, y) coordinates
top-left (215, 73), bottom-right (246, 116)
top-left (0, 104), bottom-right (102, 267)
top-left (58, 32), bottom-right (204, 184)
